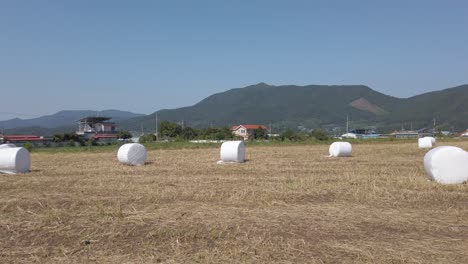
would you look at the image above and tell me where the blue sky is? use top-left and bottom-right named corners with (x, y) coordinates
top-left (1, 0), bottom-right (467, 120)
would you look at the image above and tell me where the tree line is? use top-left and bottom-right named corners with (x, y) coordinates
top-left (139, 121), bottom-right (329, 143)
top-left (51, 121), bottom-right (330, 144)
top-left (139, 121), bottom-right (242, 143)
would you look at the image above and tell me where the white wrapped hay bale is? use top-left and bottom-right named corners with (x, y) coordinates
top-left (0, 143), bottom-right (16, 149)
top-left (418, 137), bottom-right (432, 149)
top-left (117, 143), bottom-right (147, 166)
top-left (219, 141), bottom-right (245, 163)
top-left (425, 136), bottom-right (436, 144)
top-left (424, 146), bottom-right (468, 184)
top-left (329, 142), bottom-right (352, 157)
top-left (0, 147), bottom-right (31, 174)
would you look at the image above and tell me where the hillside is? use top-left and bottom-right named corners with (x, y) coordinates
top-left (120, 83), bottom-right (468, 133)
top-left (119, 83), bottom-right (405, 132)
top-left (0, 110), bottom-right (144, 135)
top-left (0, 110), bottom-right (144, 130)
top-left (4, 84), bottom-right (468, 135)
top-left (384, 84), bottom-right (468, 130)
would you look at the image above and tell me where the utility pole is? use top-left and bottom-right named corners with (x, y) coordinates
top-left (155, 113), bottom-right (158, 141)
top-left (269, 122), bottom-right (272, 140)
top-left (346, 115), bottom-right (349, 134)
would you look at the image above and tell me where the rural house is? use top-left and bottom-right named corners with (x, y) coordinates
top-left (231, 124), bottom-right (267, 140)
top-left (76, 116), bottom-right (118, 142)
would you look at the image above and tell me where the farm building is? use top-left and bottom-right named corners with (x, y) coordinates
top-left (417, 127), bottom-right (434, 137)
top-left (1, 135), bottom-right (46, 147)
top-left (231, 124), bottom-right (267, 140)
top-left (390, 130), bottom-right (419, 139)
top-left (76, 117), bottom-right (117, 142)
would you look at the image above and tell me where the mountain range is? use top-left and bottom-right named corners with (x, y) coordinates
top-left (119, 83), bottom-right (468, 133)
top-left (0, 110), bottom-right (144, 135)
top-left (2, 83), bottom-right (468, 135)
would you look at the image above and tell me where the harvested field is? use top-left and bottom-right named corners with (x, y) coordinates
top-left (1, 142), bottom-right (468, 263)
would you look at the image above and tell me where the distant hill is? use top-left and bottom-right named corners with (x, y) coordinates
top-left (4, 84), bottom-right (468, 135)
top-left (0, 110), bottom-right (144, 135)
top-left (120, 83), bottom-right (468, 132)
top-left (382, 85), bottom-right (468, 130)
top-left (119, 83), bottom-right (402, 132)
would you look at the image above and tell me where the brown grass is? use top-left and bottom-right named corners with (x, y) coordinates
top-left (1, 141), bottom-right (468, 263)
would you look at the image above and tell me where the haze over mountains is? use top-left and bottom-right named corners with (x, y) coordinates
top-left (2, 83), bottom-right (468, 135)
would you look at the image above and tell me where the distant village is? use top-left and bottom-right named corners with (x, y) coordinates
top-left (1, 115), bottom-right (468, 147)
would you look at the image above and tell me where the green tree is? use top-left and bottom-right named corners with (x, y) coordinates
top-left (158, 121), bottom-right (182, 138)
top-left (53, 133), bottom-right (80, 142)
top-left (254, 126), bottom-right (267, 139)
top-left (310, 128), bottom-right (329, 141)
top-left (199, 127), bottom-right (233, 140)
top-left (52, 133), bottom-right (64, 142)
top-left (24, 143), bottom-right (33, 152)
top-left (117, 130), bottom-right (132, 139)
top-left (139, 134), bottom-right (156, 143)
top-left (67, 140), bottom-right (76, 147)
top-left (280, 130), bottom-right (300, 141)
top-left (180, 127), bottom-right (198, 140)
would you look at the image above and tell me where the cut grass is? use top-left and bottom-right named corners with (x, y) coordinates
top-left (0, 141), bottom-right (467, 263)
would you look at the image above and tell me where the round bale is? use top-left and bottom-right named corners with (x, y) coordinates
top-left (418, 137), bottom-right (432, 149)
top-left (329, 142), bottom-right (352, 157)
top-left (0, 143), bottom-right (16, 149)
top-left (425, 136), bottom-right (436, 144)
top-left (0, 147), bottom-right (31, 174)
top-left (117, 143), bottom-right (147, 166)
top-left (424, 146), bottom-right (468, 184)
top-left (220, 141), bottom-right (245, 163)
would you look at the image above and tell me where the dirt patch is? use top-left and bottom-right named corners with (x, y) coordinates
top-left (350, 97), bottom-right (387, 114)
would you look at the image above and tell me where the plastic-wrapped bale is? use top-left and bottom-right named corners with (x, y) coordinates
top-left (117, 143), bottom-right (147, 166)
top-left (425, 136), bottom-right (436, 145)
top-left (418, 137), bottom-right (432, 149)
top-left (0, 147), bottom-right (31, 174)
top-left (424, 146), bottom-right (468, 184)
top-left (0, 143), bottom-right (16, 149)
top-left (219, 141), bottom-right (245, 163)
top-left (329, 142), bottom-right (352, 157)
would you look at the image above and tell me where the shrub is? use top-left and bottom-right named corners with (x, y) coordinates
top-left (139, 134), bottom-right (156, 144)
top-left (24, 143), bottom-right (33, 152)
top-left (311, 128), bottom-right (329, 141)
top-left (117, 130), bottom-right (132, 139)
top-left (67, 140), bottom-right (76, 147)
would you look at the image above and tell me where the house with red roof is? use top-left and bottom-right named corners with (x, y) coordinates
top-left (231, 124), bottom-right (267, 140)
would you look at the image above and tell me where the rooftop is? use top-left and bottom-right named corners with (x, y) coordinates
top-left (78, 117), bottom-right (112, 123)
top-left (231, 124), bottom-right (267, 130)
